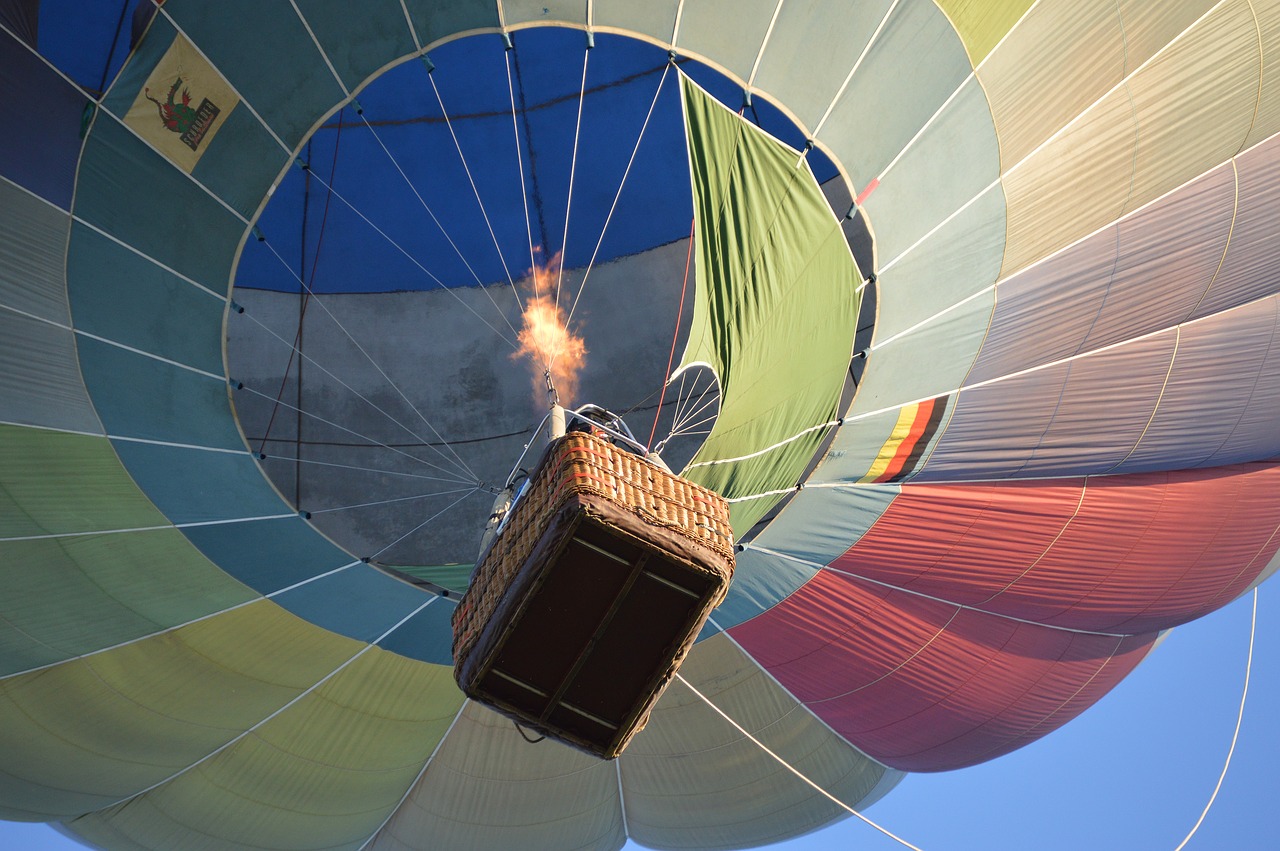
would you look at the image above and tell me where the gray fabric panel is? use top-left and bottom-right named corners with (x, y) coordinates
top-left (502, 0), bottom-right (588, 28)
top-left (293, 0), bottom-right (418, 93)
top-left (0, 311), bottom-right (101, 434)
top-left (0, 178), bottom-right (70, 325)
top-left (871, 162), bottom-right (1005, 344)
top-left (593, 0), bottom-right (680, 43)
top-left (970, 161), bottom-right (1236, 385)
top-left (863, 75), bottom-right (1000, 267)
top-left (921, 332), bottom-right (1177, 480)
top-left (1117, 296), bottom-right (1280, 472)
top-left (816, 0), bottom-right (972, 197)
top-left (165, 0), bottom-right (347, 150)
top-left (1194, 138), bottom-right (1280, 319)
top-left (674, 0), bottom-right (779, 82)
top-left (752, 0), bottom-right (896, 131)
top-left (402, 0), bottom-right (500, 48)
top-left (372, 701), bottom-right (625, 851)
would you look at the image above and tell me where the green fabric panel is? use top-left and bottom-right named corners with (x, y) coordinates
top-left (0, 424), bottom-right (166, 538)
top-left (390, 563), bottom-right (473, 594)
top-left (0, 310), bottom-right (102, 435)
top-left (165, 1), bottom-right (347, 151)
top-left (401, 0), bottom-right (499, 50)
top-left (0, 601), bottom-right (363, 820)
top-left (293, 0), bottom-right (418, 93)
top-left (934, 0), bottom-right (1036, 66)
top-left (69, 650), bottom-right (463, 851)
top-left (0, 528), bottom-right (255, 677)
top-left (677, 74), bottom-right (859, 534)
top-left (74, 116), bottom-right (243, 292)
top-left (67, 223), bottom-right (225, 376)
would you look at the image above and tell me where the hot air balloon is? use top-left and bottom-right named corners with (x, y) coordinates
top-left (2, 1), bottom-right (1279, 849)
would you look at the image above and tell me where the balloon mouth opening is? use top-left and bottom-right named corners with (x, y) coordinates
top-left (225, 26), bottom-right (871, 571)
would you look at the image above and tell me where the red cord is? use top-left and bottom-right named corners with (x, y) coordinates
top-left (648, 217), bottom-right (695, 451)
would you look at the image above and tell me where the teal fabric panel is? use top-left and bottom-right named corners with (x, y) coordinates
top-left (271, 564), bottom-right (429, 645)
top-left (66, 222), bottom-right (225, 375)
top-left (109, 442), bottom-right (288, 524)
top-left (401, 0), bottom-right (499, 50)
top-left (180, 516), bottom-right (355, 595)
top-left (293, 0), bottom-right (418, 93)
top-left (378, 594), bottom-right (457, 665)
top-left (752, 484), bottom-right (900, 565)
top-left (710, 546), bottom-right (817, 630)
top-left (165, 1), bottom-right (348, 150)
top-left (76, 337), bottom-right (242, 449)
top-left (74, 116), bottom-right (243, 291)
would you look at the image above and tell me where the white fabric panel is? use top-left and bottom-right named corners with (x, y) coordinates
top-left (0, 179), bottom-right (70, 325)
top-left (620, 633), bottom-right (900, 851)
top-left (1114, 297), bottom-right (1280, 473)
top-left (1194, 138), bottom-right (1280, 318)
top-left (1241, 0), bottom-right (1280, 150)
top-left (1200, 298), bottom-right (1280, 467)
top-left (0, 312), bottom-right (102, 434)
top-left (751, 0), bottom-right (896, 131)
top-left (592, 0), bottom-right (680, 44)
top-left (864, 76), bottom-right (1000, 266)
top-left (1125, 0), bottom-right (1257, 209)
top-left (674, 0), bottom-right (780, 84)
top-left (815, 0), bottom-right (972, 193)
top-left (374, 702), bottom-right (624, 851)
top-left (921, 332), bottom-right (1177, 480)
top-left (970, 161), bottom-right (1235, 384)
top-left (503, 1), bottom-right (587, 28)
top-left (977, 0), bottom-right (1126, 167)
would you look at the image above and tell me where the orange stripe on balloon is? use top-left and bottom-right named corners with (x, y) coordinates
top-left (875, 398), bottom-right (936, 483)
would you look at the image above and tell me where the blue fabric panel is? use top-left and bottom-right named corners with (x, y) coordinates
top-left (293, 0), bottom-right (417, 93)
top-left (271, 564), bottom-right (429, 646)
top-left (66, 222), bottom-right (225, 374)
top-left (109, 441), bottom-right (287, 524)
top-left (74, 115), bottom-right (243, 290)
top-left (401, 0), bottom-right (498, 49)
top-left (0, 28), bottom-right (88, 208)
top-left (712, 546), bottom-right (818, 631)
top-left (101, 13), bottom-right (285, 218)
top-left (378, 594), bottom-right (457, 665)
top-left (164, 1), bottom-right (346, 150)
top-left (0, 0), bottom-right (37, 47)
top-left (179, 515), bottom-right (354, 595)
top-left (36, 0), bottom-right (139, 95)
top-left (75, 337), bottom-right (242, 449)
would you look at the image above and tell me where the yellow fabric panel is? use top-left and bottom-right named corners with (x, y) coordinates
top-left (371, 701), bottom-right (624, 851)
top-left (0, 601), bottom-right (361, 820)
top-left (0, 425), bottom-right (167, 537)
top-left (70, 650), bottom-right (463, 851)
top-left (0, 530), bottom-right (256, 675)
top-left (977, 0), bottom-right (1126, 168)
top-left (1001, 0), bottom-right (1259, 278)
top-left (619, 633), bottom-right (897, 850)
top-left (933, 0), bottom-right (1037, 66)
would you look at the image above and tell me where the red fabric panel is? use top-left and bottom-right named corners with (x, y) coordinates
top-left (831, 462), bottom-right (1280, 633)
top-left (729, 571), bottom-right (1155, 772)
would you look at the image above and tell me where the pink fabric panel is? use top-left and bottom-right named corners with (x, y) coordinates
top-left (729, 571), bottom-right (1155, 772)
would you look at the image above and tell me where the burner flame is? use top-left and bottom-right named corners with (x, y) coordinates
top-left (512, 251), bottom-right (586, 408)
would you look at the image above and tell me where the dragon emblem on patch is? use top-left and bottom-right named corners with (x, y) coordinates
top-left (144, 77), bottom-right (220, 152)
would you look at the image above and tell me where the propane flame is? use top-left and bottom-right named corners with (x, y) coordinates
top-left (513, 251), bottom-right (587, 408)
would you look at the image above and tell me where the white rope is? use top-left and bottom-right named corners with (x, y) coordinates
top-left (675, 673), bottom-right (924, 851)
top-left (505, 48), bottom-right (539, 289)
top-left (553, 47), bottom-right (591, 322)
top-left (1173, 588), bottom-right (1259, 851)
top-left (260, 453), bottom-right (475, 484)
top-left (305, 486), bottom-right (478, 516)
top-left (368, 487), bottom-right (481, 560)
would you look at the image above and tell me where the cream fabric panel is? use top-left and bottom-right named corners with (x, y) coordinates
top-left (503, 1), bottom-right (587, 28)
top-left (1242, 0), bottom-right (1280, 149)
top-left (0, 602), bottom-right (360, 820)
top-left (674, 0), bottom-right (780, 84)
top-left (71, 652), bottom-right (463, 851)
top-left (620, 633), bottom-right (900, 850)
top-left (372, 701), bottom-right (624, 851)
top-left (592, 0), bottom-right (680, 43)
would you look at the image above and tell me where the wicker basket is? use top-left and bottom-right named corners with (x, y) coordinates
top-left (451, 430), bottom-right (734, 759)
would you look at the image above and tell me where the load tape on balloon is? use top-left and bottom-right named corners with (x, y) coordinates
top-left (451, 430), bottom-right (735, 759)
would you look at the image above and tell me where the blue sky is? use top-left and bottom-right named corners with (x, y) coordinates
top-left (3, 585), bottom-right (1275, 850)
